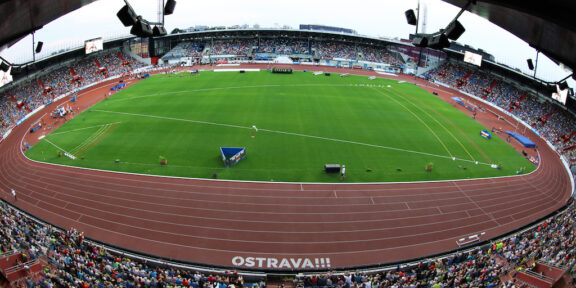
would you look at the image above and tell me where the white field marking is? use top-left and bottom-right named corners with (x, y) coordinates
top-left (69, 124), bottom-right (113, 156)
top-left (16, 77), bottom-right (541, 187)
top-left (92, 109), bottom-right (493, 166)
top-left (42, 138), bottom-right (74, 156)
top-left (107, 83), bottom-right (359, 103)
top-left (92, 110), bottom-right (249, 130)
top-left (50, 122), bottom-right (122, 136)
top-left (23, 197), bottom-right (502, 251)
top-left (379, 87), bottom-right (478, 162)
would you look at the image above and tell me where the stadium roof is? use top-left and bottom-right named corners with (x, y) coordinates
top-left (0, 0), bottom-right (97, 51)
top-left (1, 0), bottom-right (575, 75)
top-left (443, 0), bottom-right (576, 75)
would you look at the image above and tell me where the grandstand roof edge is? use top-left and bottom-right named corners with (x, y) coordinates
top-left (0, 0), bottom-right (99, 49)
top-left (444, 48), bottom-right (555, 85)
top-left (161, 28), bottom-right (411, 47)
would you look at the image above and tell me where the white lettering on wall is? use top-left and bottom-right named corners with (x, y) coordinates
top-left (231, 257), bottom-right (332, 269)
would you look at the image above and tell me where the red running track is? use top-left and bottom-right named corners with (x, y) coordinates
top-left (0, 67), bottom-right (572, 271)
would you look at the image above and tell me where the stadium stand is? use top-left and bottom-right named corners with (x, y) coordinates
top-left (4, 196), bottom-right (574, 287)
top-left (0, 48), bottom-right (143, 137)
top-left (0, 200), bottom-right (265, 287)
top-left (424, 61), bottom-right (576, 166)
top-left (159, 38), bottom-right (404, 69)
top-left (294, 199), bottom-right (576, 287)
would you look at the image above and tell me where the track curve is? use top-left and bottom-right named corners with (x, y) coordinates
top-left (1, 67), bottom-right (572, 271)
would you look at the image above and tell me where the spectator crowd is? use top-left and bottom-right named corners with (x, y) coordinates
top-left (0, 200), bottom-right (264, 287)
top-left (423, 62), bottom-right (576, 166)
top-left (295, 198), bottom-right (576, 288)
top-left (0, 48), bottom-right (144, 137)
top-left (1, 42), bottom-right (576, 287)
top-left (1, 195), bottom-right (575, 287)
top-left (159, 38), bottom-right (404, 67)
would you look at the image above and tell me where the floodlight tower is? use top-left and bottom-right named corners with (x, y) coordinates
top-left (405, 0), bottom-right (422, 76)
top-left (158, 0), bottom-right (164, 25)
top-left (421, 1), bottom-right (428, 34)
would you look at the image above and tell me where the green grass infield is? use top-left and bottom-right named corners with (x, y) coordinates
top-left (25, 70), bottom-right (536, 182)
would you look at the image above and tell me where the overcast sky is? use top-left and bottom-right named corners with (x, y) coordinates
top-left (0, 0), bottom-right (572, 84)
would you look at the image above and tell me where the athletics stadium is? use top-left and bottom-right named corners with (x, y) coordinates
top-left (0, 0), bottom-right (574, 287)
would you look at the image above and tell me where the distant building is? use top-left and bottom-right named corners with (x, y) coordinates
top-left (299, 24), bottom-right (356, 35)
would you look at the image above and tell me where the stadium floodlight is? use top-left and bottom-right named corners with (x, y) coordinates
top-left (411, 32), bottom-right (450, 50)
top-left (164, 0), bottom-right (177, 15)
top-left (405, 9), bottom-right (417, 25)
top-left (411, 34), bottom-right (428, 47)
top-left (445, 20), bottom-right (465, 40)
top-left (427, 32), bottom-right (450, 49)
top-left (408, 1), bottom-right (473, 50)
top-left (117, 5), bottom-right (138, 27)
top-left (153, 26), bottom-right (167, 37)
top-left (131, 19), bottom-right (153, 37)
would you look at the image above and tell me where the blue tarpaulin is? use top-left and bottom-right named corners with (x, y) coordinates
top-left (451, 97), bottom-right (464, 105)
top-left (451, 97), bottom-right (475, 111)
top-left (505, 131), bottom-right (536, 148)
top-left (110, 83), bottom-right (126, 91)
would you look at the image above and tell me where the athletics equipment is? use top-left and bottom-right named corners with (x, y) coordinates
top-left (271, 67), bottom-right (293, 74)
top-left (220, 147), bottom-right (246, 167)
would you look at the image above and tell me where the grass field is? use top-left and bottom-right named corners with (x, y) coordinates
top-left (25, 70), bottom-right (536, 182)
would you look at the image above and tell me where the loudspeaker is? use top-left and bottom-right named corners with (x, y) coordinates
top-left (325, 72), bottom-right (331, 76)
top-left (0, 60), bottom-right (9, 72)
top-left (117, 5), bottom-right (137, 27)
top-left (164, 0), bottom-right (176, 15)
top-left (239, 70), bottom-right (245, 73)
top-left (35, 41), bottom-right (43, 53)
top-left (405, 9), bottom-right (417, 25)
top-left (427, 32), bottom-right (450, 49)
top-left (131, 20), bottom-right (153, 37)
top-left (153, 26), bottom-right (167, 37)
top-left (558, 81), bottom-right (569, 91)
top-left (445, 21), bottom-right (465, 40)
top-left (527, 59), bottom-right (534, 70)
top-left (411, 35), bottom-right (428, 47)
